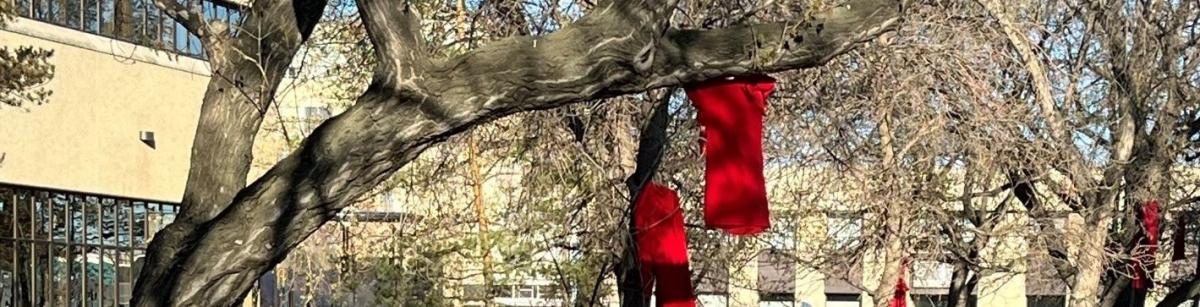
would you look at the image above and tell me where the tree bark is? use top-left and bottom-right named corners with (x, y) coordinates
top-left (135, 0), bottom-right (901, 305)
top-left (946, 252), bottom-right (979, 307)
top-left (871, 106), bottom-right (904, 307)
top-left (617, 90), bottom-right (674, 307)
top-left (130, 0), bottom-right (327, 305)
top-left (113, 0), bottom-right (133, 39)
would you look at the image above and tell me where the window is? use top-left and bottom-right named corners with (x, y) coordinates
top-left (911, 294), bottom-right (977, 307)
top-left (516, 285), bottom-right (536, 298)
top-left (827, 215), bottom-right (862, 248)
top-left (826, 293), bottom-right (861, 307)
top-left (490, 284), bottom-right (513, 298)
top-left (696, 262), bottom-right (730, 307)
top-left (759, 292), bottom-right (795, 307)
top-left (759, 250), bottom-right (795, 307)
top-left (377, 191), bottom-right (401, 211)
top-left (469, 282), bottom-right (564, 304)
top-left (1026, 295), bottom-right (1065, 307)
top-left (300, 106), bottom-right (332, 134)
top-left (304, 106), bottom-right (332, 121)
top-left (463, 284), bottom-right (487, 301)
top-left (910, 261), bottom-right (954, 288)
top-left (764, 212), bottom-right (797, 250)
top-left (13, 0), bottom-right (240, 57)
top-left (1026, 252), bottom-right (1069, 298)
top-left (538, 285), bottom-right (562, 299)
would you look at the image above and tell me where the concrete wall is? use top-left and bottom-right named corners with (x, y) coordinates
top-left (0, 17), bottom-right (210, 202)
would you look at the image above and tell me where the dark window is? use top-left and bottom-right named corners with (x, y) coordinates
top-left (911, 294), bottom-right (977, 307)
top-left (1026, 252), bottom-right (1070, 296)
top-left (0, 184), bottom-right (180, 307)
top-left (539, 285), bottom-right (562, 299)
top-left (1026, 295), bottom-right (1065, 307)
top-left (13, 0), bottom-right (240, 58)
top-left (696, 261), bottom-right (729, 295)
top-left (463, 284), bottom-right (486, 301)
top-left (760, 292), bottom-right (795, 305)
top-left (489, 284), bottom-right (512, 298)
top-left (759, 250), bottom-right (795, 298)
top-left (826, 294), bottom-right (862, 307)
top-left (695, 262), bottom-right (729, 307)
top-left (516, 285), bottom-right (536, 298)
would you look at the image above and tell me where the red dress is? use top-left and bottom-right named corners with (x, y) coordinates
top-left (890, 258), bottom-right (909, 307)
top-left (635, 183), bottom-right (696, 307)
top-left (685, 75), bottom-right (777, 236)
top-left (1133, 199), bottom-right (1161, 290)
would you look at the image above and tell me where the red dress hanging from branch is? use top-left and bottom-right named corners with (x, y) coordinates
top-left (685, 75), bottom-right (776, 236)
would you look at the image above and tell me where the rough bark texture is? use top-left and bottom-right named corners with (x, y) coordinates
top-left (130, 0), bottom-right (328, 305)
top-left (946, 260), bottom-right (977, 307)
top-left (871, 109), bottom-right (904, 307)
top-left (135, 0), bottom-right (901, 305)
top-left (617, 90), bottom-right (673, 307)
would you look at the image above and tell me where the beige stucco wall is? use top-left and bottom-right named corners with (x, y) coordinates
top-left (0, 17), bottom-right (209, 202)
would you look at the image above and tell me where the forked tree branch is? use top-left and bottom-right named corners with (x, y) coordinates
top-left (358, 0), bottom-right (429, 84)
top-left (151, 0), bottom-right (217, 42)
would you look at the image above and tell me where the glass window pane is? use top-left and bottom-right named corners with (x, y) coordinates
top-left (517, 285), bottom-right (535, 298)
top-left (463, 284), bottom-right (486, 300)
top-left (1026, 295), bottom-right (1065, 307)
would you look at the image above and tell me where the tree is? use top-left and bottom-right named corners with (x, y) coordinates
top-left (128, 0), bottom-right (903, 305)
top-left (0, 4), bottom-right (55, 109)
top-left (983, 2), bottom-right (1199, 307)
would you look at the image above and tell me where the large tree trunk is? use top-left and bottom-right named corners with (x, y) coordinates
top-left (133, 0), bottom-right (901, 305)
top-left (872, 221), bottom-right (903, 307)
top-left (946, 255), bottom-right (978, 307)
top-left (1072, 207), bottom-right (1116, 307)
top-left (130, 0), bottom-right (327, 305)
top-left (617, 90), bottom-right (673, 307)
top-left (872, 112), bottom-right (905, 307)
top-left (113, 0), bottom-right (133, 39)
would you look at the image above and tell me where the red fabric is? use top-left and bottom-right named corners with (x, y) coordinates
top-left (1173, 213), bottom-right (1188, 261)
top-left (635, 183), bottom-right (696, 307)
top-left (685, 75), bottom-right (776, 236)
top-left (890, 258), bottom-right (909, 307)
top-left (1133, 199), bottom-right (1161, 290)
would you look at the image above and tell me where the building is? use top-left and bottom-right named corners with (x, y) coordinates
top-left (0, 2), bottom-right (1193, 306)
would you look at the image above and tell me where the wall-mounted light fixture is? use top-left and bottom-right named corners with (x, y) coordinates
top-left (140, 131), bottom-right (156, 149)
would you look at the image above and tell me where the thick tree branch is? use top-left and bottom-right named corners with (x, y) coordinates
top-left (131, 0), bottom-right (328, 304)
top-left (358, 0), bottom-right (428, 84)
top-left (1158, 268), bottom-right (1200, 307)
top-left (151, 0), bottom-right (216, 42)
top-left (154, 0), bottom-right (902, 305)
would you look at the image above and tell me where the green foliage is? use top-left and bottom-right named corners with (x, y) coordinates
top-left (372, 247), bottom-right (447, 306)
top-left (0, 7), bottom-right (56, 109)
top-left (0, 46), bottom-right (55, 108)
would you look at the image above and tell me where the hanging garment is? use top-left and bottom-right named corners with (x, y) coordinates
top-left (685, 75), bottom-right (777, 236)
top-left (889, 258), bottom-right (909, 307)
top-left (635, 183), bottom-right (696, 307)
top-left (1133, 199), bottom-right (1161, 290)
top-left (1173, 213), bottom-right (1188, 261)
